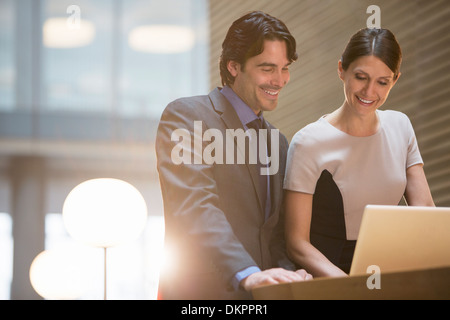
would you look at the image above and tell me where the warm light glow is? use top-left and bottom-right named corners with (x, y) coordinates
top-left (128, 25), bottom-right (195, 53)
top-left (62, 178), bottom-right (148, 248)
top-left (43, 17), bottom-right (95, 48)
top-left (29, 249), bottom-right (88, 300)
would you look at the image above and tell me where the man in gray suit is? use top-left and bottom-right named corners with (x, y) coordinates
top-left (156, 11), bottom-right (311, 300)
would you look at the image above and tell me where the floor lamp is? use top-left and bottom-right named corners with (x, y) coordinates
top-left (62, 178), bottom-right (148, 299)
top-left (30, 249), bottom-right (86, 300)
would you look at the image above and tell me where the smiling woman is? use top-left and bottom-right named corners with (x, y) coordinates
top-left (332, 28), bottom-right (403, 136)
top-left (284, 27), bottom-right (434, 279)
top-left (335, 55), bottom-right (400, 135)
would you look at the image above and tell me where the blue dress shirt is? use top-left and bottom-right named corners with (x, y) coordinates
top-left (220, 86), bottom-right (270, 290)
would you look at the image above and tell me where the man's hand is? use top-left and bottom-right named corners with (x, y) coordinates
top-left (240, 268), bottom-right (312, 291)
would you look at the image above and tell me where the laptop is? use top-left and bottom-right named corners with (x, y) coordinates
top-left (349, 205), bottom-right (450, 276)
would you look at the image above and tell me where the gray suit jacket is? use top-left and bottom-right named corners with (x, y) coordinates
top-left (155, 88), bottom-right (292, 299)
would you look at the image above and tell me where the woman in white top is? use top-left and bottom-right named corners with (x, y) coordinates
top-left (284, 28), bottom-right (435, 278)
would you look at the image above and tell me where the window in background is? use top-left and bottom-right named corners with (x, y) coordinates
top-left (42, 0), bottom-right (113, 113)
top-left (0, 0), bottom-right (208, 299)
top-left (0, 0), bottom-right (15, 111)
top-left (119, 0), bottom-right (209, 118)
top-left (40, 0), bottom-right (209, 119)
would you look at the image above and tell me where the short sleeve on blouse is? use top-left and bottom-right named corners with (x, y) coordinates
top-left (404, 114), bottom-right (423, 168)
top-left (283, 123), bottom-right (322, 194)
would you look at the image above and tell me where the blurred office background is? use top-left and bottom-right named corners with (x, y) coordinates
top-left (0, 0), bottom-right (449, 299)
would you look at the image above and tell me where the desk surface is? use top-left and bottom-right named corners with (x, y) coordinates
top-left (252, 266), bottom-right (450, 300)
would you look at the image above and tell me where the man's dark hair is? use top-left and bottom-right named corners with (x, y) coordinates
top-left (219, 11), bottom-right (298, 86)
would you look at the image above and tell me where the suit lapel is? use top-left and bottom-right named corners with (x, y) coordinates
top-left (263, 119), bottom-right (282, 220)
top-left (208, 88), bottom-right (265, 214)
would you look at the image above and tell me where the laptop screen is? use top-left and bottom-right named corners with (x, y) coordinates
top-left (350, 205), bottom-right (450, 276)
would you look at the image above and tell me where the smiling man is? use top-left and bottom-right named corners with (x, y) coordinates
top-left (155, 11), bottom-right (311, 300)
top-left (226, 39), bottom-right (291, 114)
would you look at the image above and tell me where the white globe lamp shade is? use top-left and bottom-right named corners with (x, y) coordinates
top-left (62, 178), bottom-right (148, 248)
top-left (29, 250), bottom-right (87, 300)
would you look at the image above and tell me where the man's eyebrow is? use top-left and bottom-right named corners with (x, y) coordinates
top-left (257, 62), bottom-right (277, 67)
top-left (257, 62), bottom-right (292, 67)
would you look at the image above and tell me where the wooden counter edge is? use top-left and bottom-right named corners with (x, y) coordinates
top-left (252, 266), bottom-right (450, 300)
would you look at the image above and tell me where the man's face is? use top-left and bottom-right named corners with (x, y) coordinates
top-left (228, 39), bottom-right (291, 115)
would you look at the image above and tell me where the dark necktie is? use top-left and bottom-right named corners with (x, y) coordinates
top-left (247, 119), bottom-right (270, 220)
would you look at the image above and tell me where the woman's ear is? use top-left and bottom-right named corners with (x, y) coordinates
top-left (393, 71), bottom-right (402, 85)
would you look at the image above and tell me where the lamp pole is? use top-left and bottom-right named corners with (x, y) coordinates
top-left (104, 247), bottom-right (107, 300)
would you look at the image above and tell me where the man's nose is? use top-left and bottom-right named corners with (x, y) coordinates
top-left (270, 69), bottom-right (289, 87)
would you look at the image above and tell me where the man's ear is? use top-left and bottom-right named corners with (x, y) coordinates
top-left (338, 60), bottom-right (344, 81)
top-left (227, 60), bottom-right (240, 78)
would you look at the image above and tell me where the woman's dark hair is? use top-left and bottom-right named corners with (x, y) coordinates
top-left (219, 11), bottom-right (298, 86)
top-left (341, 28), bottom-right (402, 80)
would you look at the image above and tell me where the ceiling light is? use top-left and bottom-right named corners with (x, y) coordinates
top-left (43, 17), bottom-right (95, 48)
top-left (128, 24), bottom-right (195, 54)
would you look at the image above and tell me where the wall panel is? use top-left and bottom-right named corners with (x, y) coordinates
top-left (209, 0), bottom-right (450, 206)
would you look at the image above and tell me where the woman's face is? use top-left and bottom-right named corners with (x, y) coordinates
top-left (338, 55), bottom-right (400, 116)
